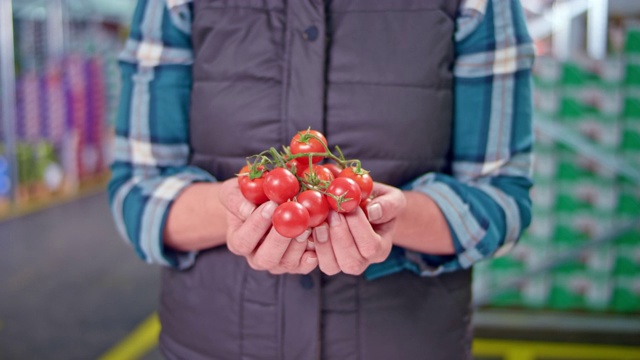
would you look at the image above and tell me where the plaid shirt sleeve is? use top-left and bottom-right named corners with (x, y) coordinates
top-left (391, 0), bottom-right (536, 277)
top-left (107, 0), bottom-right (211, 269)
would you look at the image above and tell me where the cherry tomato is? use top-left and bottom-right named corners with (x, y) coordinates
top-left (263, 168), bottom-right (300, 204)
top-left (360, 197), bottom-right (372, 213)
top-left (272, 202), bottom-right (310, 238)
top-left (339, 167), bottom-right (373, 200)
top-left (237, 165), bottom-right (268, 205)
top-left (290, 129), bottom-right (328, 164)
top-left (301, 164), bottom-right (334, 186)
top-left (326, 177), bottom-right (362, 213)
top-left (286, 159), bottom-right (308, 177)
top-left (324, 163), bottom-right (343, 178)
top-left (297, 190), bottom-right (329, 227)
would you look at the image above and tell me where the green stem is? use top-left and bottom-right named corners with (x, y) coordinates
top-left (269, 147), bottom-right (286, 168)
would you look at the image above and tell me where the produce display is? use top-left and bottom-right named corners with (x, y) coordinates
top-left (237, 129), bottom-right (373, 238)
top-left (474, 23), bottom-right (640, 314)
top-left (0, 16), bottom-right (122, 216)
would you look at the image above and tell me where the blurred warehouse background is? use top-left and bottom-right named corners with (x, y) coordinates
top-left (0, 0), bottom-right (639, 359)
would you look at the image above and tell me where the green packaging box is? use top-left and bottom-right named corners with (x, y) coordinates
top-left (550, 271), bottom-right (612, 311)
top-left (554, 176), bottom-right (618, 213)
top-left (625, 63), bottom-right (640, 86)
top-left (521, 274), bottom-right (551, 309)
top-left (620, 120), bottom-right (640, 150)
top-left (533, 148), bottom-right (559, 181)
top-left (549, 272), bottom-right (590, 310)
top-left (530, 180), bottom-right (556, 210)
top-left (622, 89), bottom-right (640, 119)
top-left (533, 86), bottom-right (560, 115)
top-left (561, 60), bottom-right (597, 86)
top-left (534, 56), bottom-right (561, 85)
top-left (614, 243), bottom-right (640, 275)
top-left (617, 184), bottom-right (640, 217)
top-left (585, 244), bottom-right (615, 273)
top-left (625, 21), bottom-right (640, 55)
top-left (488, 269), bottom-right (526, 307)
top-left (611, 275), bottom-right (640, 313)
top-left (584, 271), bottom-right (613, 311)
top-left (593, 84), bottom-right (624, 117)
top-left (576, 115), bottom-right (621, 150)
top-left (527, 210), bottom-right (555, 240)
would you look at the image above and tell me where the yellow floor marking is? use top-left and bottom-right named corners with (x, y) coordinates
top-left (474, 339), bottom-right (640, 360)
top-left (98, 313), bottom-right (160, 360)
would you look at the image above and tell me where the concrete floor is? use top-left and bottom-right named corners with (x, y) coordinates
top-left (0, 193), bottom-right (160, 360)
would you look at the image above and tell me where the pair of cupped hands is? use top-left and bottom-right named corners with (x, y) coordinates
top-left (219, 178), bottom-right (407, 276)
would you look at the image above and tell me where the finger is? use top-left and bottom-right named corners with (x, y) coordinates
top-left (227, 201), bottom-right (278, 256)
top-left (366, 183), bottom-right (407, 224)
top-left (327, 211), bottom-right (367, 276)
top-left (251, 226), bottom-right (294, 270)
top-left (313, 223), bottom-right (339, 272)
top-left (277, 230), bottom-right (311, 271)
top-left (344, 207), bottom-right (384, 261)
top-left (220, 179), bottom-right (257, 221)
top-left (306, 240), bottom-right (315, 251)
top-left (315, 231), bottom-right (340, 276)
top-left (295, 251), bottom-right (318, 274)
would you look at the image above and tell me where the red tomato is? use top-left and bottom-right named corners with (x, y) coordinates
top-left (324, 163), bottom-right (343, 178)
top-left (286, 159), bottom-right (308, 177)
top-left (297, 190), bottom-right (329, 227)
top-left (339, 167), bottom-right (373, 200)
top-left (263, 168), bottom-right (300, 204)
top-left (237, 165), bottom-right (268, 205)
top-left (290, 129), bottom-right (328, 164)
top-left (359, 197), bottom-right (372, 213)
top-left (326, 177), bottom-right (362, 213)
top-left (301, 164), bottom-right (334, 186)
top-left (272, 202), bottom-right (310, 238)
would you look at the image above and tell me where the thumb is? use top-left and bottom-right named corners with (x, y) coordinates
top-left (219, 178), bottom-right (257, 221)
top-left (365, 183), bottom-right (407, 224)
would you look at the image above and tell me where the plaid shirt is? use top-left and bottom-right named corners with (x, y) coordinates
top-left (109, 0), bottom-right (535, 278)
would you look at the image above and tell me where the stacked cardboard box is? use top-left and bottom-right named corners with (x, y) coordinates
top-left (476, 24), bottom-right (640, 313)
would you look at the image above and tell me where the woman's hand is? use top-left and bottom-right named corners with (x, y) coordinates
top-left (312, 182), bottom-right (407, 276)
top-left (219, 179), bottom-right (318, 275)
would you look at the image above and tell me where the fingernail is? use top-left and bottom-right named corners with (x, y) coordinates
top-left (367, 203), bottom-right (382, 222)
top-left (240, 201), bottom-right (256, 219)
top-left (307, 240), bottom-right (316, 250)
top-left (296, 229), bottom-right (311, 243)
top-left (261, 201), bottom-right (278, 219)
top-left (329, 211), bottom-right (343, 227)
top-left (315, 225), bottom-right (329, 243)
top-left (307, 254), bottom-right (318, 264)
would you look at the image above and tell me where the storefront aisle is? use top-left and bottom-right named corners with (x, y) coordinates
top-left (0, 193), bottom-right (160, 360)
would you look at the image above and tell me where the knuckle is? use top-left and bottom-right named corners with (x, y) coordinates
top-left (359, 240), bottom-right (381, 259)
top-left (341, 260), bottom-right (366, 276)
top-left (247, 259), bottom-right (265, 271)
top-left (320, 266), bottom-right (340, 276)
top-left (280, 259), bottom-right (299, 271)
top-left (229, 240), bottom-right (252, 256)
top-left (253, 257), bottom-right (277, 270)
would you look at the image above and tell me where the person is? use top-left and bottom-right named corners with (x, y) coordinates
top-left (108, 0), bottom-right (535, 359)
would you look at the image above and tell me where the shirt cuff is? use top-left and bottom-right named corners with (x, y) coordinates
top-left (124, 168), bottom-right (216, 270)
top-left (401, 172), bottom-right (497, 274)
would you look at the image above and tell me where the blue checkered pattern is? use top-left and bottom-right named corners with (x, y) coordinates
top-left (109, 0), bottom-right (535, 276)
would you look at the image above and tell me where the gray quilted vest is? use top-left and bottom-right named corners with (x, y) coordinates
top-left (159, 1), bottom-right (472, 359)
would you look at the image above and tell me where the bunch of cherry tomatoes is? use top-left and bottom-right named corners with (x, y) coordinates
top-left (237, 129), bottom-right (373, 238)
